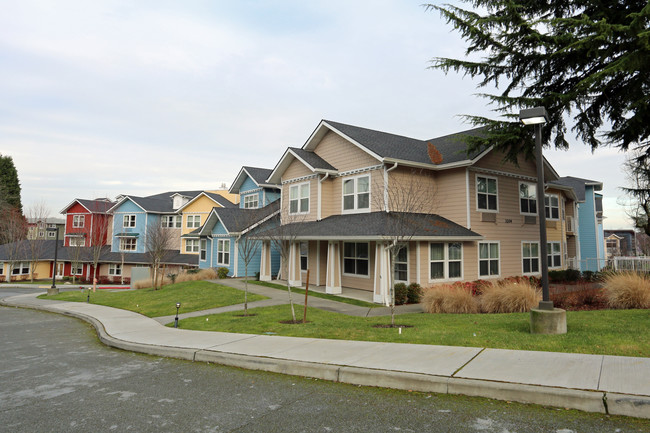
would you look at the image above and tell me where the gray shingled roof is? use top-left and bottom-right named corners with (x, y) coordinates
top-left (199, 201), bottom-right (280, 235)
top-left (0, 240), bottom-right (197, 266)
top-left (77, 199), bottom-right (116, 213)
top-left (144, 190), bottom-right (203, 201)
top-left (203, 192), bottom-right (237, 208)
top-left (289, 148), bottom-right (337, 171)
top-left (256, 212), bottom-right (482, 240)
top-left (243, 166), bottom-right (277, 186)
top-left (551, 176), bottom-right (603, 202)
top-left (324, 120), bottom-right (488, 166)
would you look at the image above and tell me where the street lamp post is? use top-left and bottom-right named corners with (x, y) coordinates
top-left (519, 107), bottom-right (553, 311)
top-left (174, 302), bottom-right (181, 328)
top-left (47, 226), bottom-right (60, 296)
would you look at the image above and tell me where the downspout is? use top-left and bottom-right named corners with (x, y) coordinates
top-left (318, 173), bottom-right (330, 221)
top-left (384, 163), bottom-right (398, 212)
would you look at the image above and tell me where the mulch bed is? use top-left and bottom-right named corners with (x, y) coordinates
top-left (279, 320), bottom-right (312, 324)
top-left (550, 287), bottom-right (608, 311)
top-left (372, 324), bottom-right (414, 329)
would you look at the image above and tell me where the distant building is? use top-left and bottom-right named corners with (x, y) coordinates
top-left (26, 217), bottom-right (65, 241)
top-left (604, 229), bottom-right (637, 258)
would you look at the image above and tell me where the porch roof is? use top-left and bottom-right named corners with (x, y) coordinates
top-left (255, 212), bottom-right (483, 241)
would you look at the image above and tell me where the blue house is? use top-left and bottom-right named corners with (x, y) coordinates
top-left (552, 177), bottom-right (605, 272)
top-left (229, 166), bottom-right (281, 209)
top-left (196, 201), bottom-right (281, 277)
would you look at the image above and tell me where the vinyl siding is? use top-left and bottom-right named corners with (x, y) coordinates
top-left (313, 131), bottom-right (380, 172)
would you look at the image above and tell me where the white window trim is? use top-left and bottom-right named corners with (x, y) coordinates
top-left (518, 181), bottom-right (538, 216)
top-left (108, 263), bottom-right (122, 276)
top-left (428, 242), bottom-right (463, 282)
top-left (475, 174), bottom-right (499, 213)
top-left (217, 239), bottom-right (230, 266)
top-left (72, 215), bottom-right (85, 228)
top-left (119, 238), bottom-right (137, 252)
top-left (288, 181), bottom-right (310, 215)
top-left (123, 214), bottom-right (136, 228)
top-left (300, 241), bottom-right (308, 272)
top-left (71, 263), bottom-right (84, 276)
top-left (547, 241), bottom-right (562, 269)
top-left (185, 239), bottom-right (199, 253)
top-left (69, 237), bottom-right (86, 247)
top-left (186, 215), bottom-right (201, 228)
top-left (341, 174), bottom-right (371, 214)
top-left (394, 246), bottom-right (409, 283)
top-left (522, 241), bottom-right (541, 275)
top-left (545, 193), bottom-right (560, 221)
top-left (200, 239), bottom-right (207, 261)
top-left (342, 242), bottom-right (370, 279)
top-left (243, 193), bottom-right (259, 209)
top-left (478, 241), bottom-right (501, 278)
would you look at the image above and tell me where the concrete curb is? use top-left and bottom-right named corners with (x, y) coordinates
top-left (2, 296), bottom-right (649, 420)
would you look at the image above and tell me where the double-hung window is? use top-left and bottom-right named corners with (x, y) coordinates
top-left (200, 239), bottom-right (207, 261)
top-left (243, 194), bottom-right (259, 209)
top-left (545, 194), bottom-right (560, 220)
top-left (120, 238), bottom-right (136, 251)
top-left (187, 215), bottom-right (201, 228)
top-left (343, 242), bottom-right (369, 276)
top-left (289, 183), bottom-right (310, 214)
top-left (108, 264), bottom-right (122, 276)
top-left (217, 239), bottom-right (230, 265)
top-left (519, 182), bottom-right (537, 214)
top-left (72, 215), bottom-right (85, 228)
top-left (479, 242), bottom-right (500, 277)
top-left (522, 242), bottom-right (540, 274)
top-left (185, 239), bottom-right (199, 253)
top-left (429, 242), bottom-right (462, 280)
top-left (476, 176), bottom-right (498, 211)
top-left (161, 215), bottom-right (181, 228)
top-left (394, 247), bottom-right (408, 282)
top-left (547, 241), bottom-right (562, 268)
top-left (342, 175), bottom-right (370, 212)
top-left (123, 214), bottom-right (136, 228)
top-left (71, 264), bottom-right (83, 275)
top-left (11, 262), bottom-right (29, 275)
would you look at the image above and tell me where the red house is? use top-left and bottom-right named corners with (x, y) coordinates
top-left (60, 198), bottom-right (115, 247)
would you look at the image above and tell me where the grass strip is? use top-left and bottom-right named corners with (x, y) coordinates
top-left (175, 305), bottom-right (650, 358)
top-left (249, 280), bottom-right (380, 308)
top-left (39, 280), bottom-right (267, 318)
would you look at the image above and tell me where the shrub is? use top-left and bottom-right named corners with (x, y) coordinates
top-left (216, 267), bottom-right (229, 279)
top-left (582, 270), bottom-right (595, 282)
top-left (480, 279), bottom-right (541, 313)
top-left (421, 284), bottom-right (479, 314)
top-left (602, 272), bottom-right (650, 309)
top-left (175, 268), bottom-right (218, 283)
top-left (565, 269), bottom-right (581, 282)
top-left (393, 283), bottom-right (408, 305)
top-left (548, 270), bottom-right (565, 283)
top-left (407, 283), bottom-right (422, 304)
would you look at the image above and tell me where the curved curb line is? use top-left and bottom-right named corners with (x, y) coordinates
top-left (2, 298), bottom-right (649, 419)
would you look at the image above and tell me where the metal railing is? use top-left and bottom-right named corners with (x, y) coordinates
top-left (612, 256), bottom-right (650, 272)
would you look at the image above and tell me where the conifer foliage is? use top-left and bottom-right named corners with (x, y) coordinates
top-left (0, 153), bottom-right (22, 213)
top-left (427, 1), bottom-right (650, 160)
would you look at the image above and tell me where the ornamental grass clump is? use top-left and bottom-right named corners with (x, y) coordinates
top-left (602, 271), bottom-right (650, 309)
top-left (421, 284), bottom-right (479, 314)
top-left (480, 279), bottom-right (541, 313)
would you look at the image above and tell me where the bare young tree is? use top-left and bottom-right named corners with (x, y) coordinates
top-left (69, 238), bottom-right (85, 284)
top-left (88, 211), bottom-right (111, 291)
top-left (374, 167), bottom-right (438, 326)
top-left (145, 220), bottom-right (176, 290)
top-left (0, 205), bottom-right (28, 282)
top-left (622, 150), bottom-right (650, 235)
top-left (25, 201), bottom-right (50, 282)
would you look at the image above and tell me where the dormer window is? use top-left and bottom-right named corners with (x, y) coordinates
top-left (243, 194), bottom-right (259, 209)
top-left (172, 195), bottom-right (190, 210)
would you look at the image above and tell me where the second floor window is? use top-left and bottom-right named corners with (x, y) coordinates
top-left (185, 239), bottom-right (199, 253)
top-left (119, 238), bottom-right (136, 251)
top-left (289, 183), bottom-right (310, 214)
top-left (476, 176), bottom-right (498, 211)
top-left (72, 215), bottom-right (85, 228)
top-left (187, 215), bottom-right (201, 228)
top-left (161, 215), bottom-right (181, 228)
top-left (69, 237), bottom-right (85, 247)
top-left (545, 194), bottom-right (560, 220)
top-left (243, 194), bottom-right (259, 209)
top-left (342, 175), bottom-right (370, 212)
top-left (519, 182), bottom-right (537, 214)
top-left (123, 214), bottom-right (136, 228)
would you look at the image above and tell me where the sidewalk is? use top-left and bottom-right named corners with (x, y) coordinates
top-left (2, 292), bottom-right (649, 419)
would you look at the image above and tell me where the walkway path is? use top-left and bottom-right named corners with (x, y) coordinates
top-left (1, 291), bottom-right (649, 420)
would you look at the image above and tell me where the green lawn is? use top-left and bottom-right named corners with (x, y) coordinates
top-left (39, 281), bottom-right (267, 317)
top-left (175, 305), bottom-right (650, 358)
top-left (250, 280), bottom-right (380, 308)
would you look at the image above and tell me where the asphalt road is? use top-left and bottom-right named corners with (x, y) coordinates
top-left (1, 287), bottom-right (649, 432)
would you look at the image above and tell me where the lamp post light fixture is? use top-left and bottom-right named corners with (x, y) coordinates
top-left (174, 302), bottom-right (181, 328)
top-left (47, 226), bottom-right (60, 296)
top-left (519, 106), bottom-right (553, 311)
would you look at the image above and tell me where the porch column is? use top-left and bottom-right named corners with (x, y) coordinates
top-left (373, 242), bottom-right (390, 305)
top-left (288, 241), bottom-right (302, 287)
top-left (259, 240), bottom-right (272, 281)
top-left (325, 241), bottom-right (342, 294)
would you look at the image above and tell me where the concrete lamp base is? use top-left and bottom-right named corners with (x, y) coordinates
top-left (530, 308), bottom-right (567, 335)
top-left (47, 288), bottom-right (60, 296)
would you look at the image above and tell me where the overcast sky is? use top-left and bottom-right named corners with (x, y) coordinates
top-left (0, 0), bottom-right (632, 229)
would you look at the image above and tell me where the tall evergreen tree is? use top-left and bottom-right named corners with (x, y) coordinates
top-left (0, 154), bottom-right (23, 213)
top-left (427, 1), bottom-right (650, 161)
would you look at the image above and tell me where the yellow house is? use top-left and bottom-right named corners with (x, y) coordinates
top-left (178, 192), bottom-right (237, 254)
